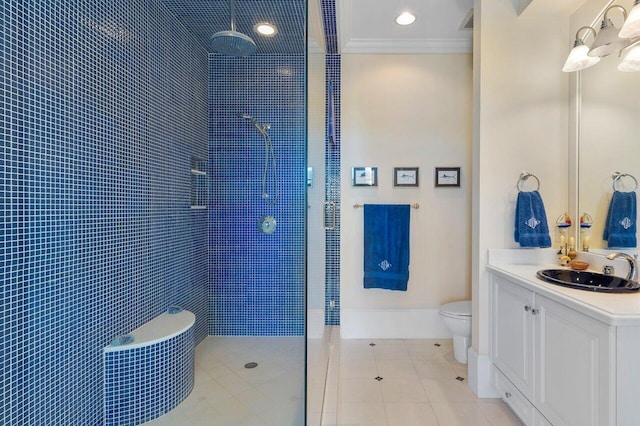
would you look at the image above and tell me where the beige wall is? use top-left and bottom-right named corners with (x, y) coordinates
top-left (472, 0), bottom-right (572, 391)
top-left (340, 53), bottom-right (473, 337)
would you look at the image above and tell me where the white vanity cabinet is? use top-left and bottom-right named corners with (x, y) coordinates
top-left (490, 273), bottom-right (613, 426)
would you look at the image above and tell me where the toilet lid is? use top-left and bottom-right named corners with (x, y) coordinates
top-left (440, 301), bottom-right (471, 317)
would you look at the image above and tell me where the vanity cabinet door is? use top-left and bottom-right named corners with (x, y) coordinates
top-left (491, 275), bottom-right (535, 401)
top-left (533, 294), bottom-right (612, 426)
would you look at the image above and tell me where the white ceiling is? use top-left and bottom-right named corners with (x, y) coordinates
top-left (337, 0), bottom-right (475, 54)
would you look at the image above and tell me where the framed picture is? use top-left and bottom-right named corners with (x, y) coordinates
top-left (352, 167), bottom-right (378, 186)
top-left (435, 167), bottom-right (461, 187)
top-left (394, 167), bottom-right (419, 187)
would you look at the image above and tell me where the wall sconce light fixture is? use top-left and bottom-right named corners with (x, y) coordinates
top-left (588, 5), bottom-right (632, 57)
top-left (563, 26), bottom-right (600, 72)
top-left (563, 3), bottom-right (640, 72)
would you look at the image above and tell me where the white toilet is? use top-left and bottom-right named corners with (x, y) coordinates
top-left (439, 300), bottom-right (472, 364)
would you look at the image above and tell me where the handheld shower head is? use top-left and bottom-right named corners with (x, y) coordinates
top-left (238, 113), bottom-right (277, 205)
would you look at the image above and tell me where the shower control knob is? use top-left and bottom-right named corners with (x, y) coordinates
top-left (258, 215), bottom-right (276, 234)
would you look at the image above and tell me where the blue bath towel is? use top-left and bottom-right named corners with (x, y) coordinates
top-left (603, 191), bottom-right (637, 248)
top-left (514, 191), bottom-right (552, 248)
top-left (363, 204), bottom-right (410, 291)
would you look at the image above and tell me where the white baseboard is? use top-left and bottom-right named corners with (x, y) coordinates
top-left (307, 309), bottom-right (325, 339)
top-left (467, 347), bottom-right (500, 398)
top-left (340, 308), bottom-right (451, 339)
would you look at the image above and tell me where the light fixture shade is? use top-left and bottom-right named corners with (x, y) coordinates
top-left (563, 42), bottom-right (600, 72)
top-left (619, 0), bottom-right (640, 39)
top-left (589, 19), bottom-right (633, 57)
top-left (618, 44), bottom-right (640, 71)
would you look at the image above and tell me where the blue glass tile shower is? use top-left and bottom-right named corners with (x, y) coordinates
top-left (324, 54), bottom-right (341, 326)
top-left (209, 55), bottom-right (306, 336)
top-left (0, 0), bottom-right (208, 423)
top-left (321, 0), bottom-right (341, 325)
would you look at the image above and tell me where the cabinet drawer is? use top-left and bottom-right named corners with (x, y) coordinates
top-left (494, 368), bottom-right (535, 425)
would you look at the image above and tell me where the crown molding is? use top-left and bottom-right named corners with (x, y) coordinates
top-left (341, 38), bottom-right (472, 54)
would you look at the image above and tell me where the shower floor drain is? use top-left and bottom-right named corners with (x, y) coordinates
top-left (244, 362), bottom-right (258, 369)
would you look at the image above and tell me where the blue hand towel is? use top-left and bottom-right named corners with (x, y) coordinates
top-left (514, 191), bottom-right (552, 248)
top-left (363, 204), bottom-right (410, 291)
top-left (603, 191), bottom-right (637, 248)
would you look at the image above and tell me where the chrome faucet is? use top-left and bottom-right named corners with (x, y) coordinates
top-left (605, 252), bottom-right (638, 281)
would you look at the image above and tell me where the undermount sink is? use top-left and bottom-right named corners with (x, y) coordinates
top-left (536, 269), bottom-right (640, 293)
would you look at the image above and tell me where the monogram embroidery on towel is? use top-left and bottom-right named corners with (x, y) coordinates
top-left (525, 217), bottom-right (540, 229)
top-left (620, 217), bottom-right (633, 230)
top-left (378, 260), bottom-right (392, 271)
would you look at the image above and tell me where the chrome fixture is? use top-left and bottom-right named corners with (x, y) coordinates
top-left (239, 114), bottom-right (278, 204)
top-left (605, 252), bottom-right (638, 281)
top-left (211, 0), bottom-right (257, 56)
top-left (563, 4), bottom-right (640, 72)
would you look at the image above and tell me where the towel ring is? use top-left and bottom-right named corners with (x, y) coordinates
top-left (517, 172), bottom-right (540, 192)
top-left (612, 172), bottom-right (638, 192)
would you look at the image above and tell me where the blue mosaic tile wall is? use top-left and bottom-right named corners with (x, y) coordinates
top-left (0, 0), bottom-right (209, 423)
top-left (321, 0), bottom-right (341, 325)
top-left (104, 324), bottom-right (194, 425)
top-left (209, 55), bottom-right (306, 336)
top-left (320, 0), bottom-right (339, 54)
top-left (324, 54), bottom-right (341, 326)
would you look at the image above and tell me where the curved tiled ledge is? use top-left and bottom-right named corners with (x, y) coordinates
top-left (104, 310), bottom-right (195, 425)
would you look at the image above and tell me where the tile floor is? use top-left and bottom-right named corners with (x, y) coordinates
top-left (322, 334), bottom-right (523, 426)
top-left (145, 336), bottom-right (306, 425)
top-left (146, 329), bottom-right (522, 425)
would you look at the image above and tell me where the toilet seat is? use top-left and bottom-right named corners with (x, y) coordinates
top-left (439, 301), bottom-right (471, 319)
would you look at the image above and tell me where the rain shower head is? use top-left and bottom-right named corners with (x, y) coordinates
top-left (211, 0), bottom-right (257, 56)
top-left (211, 30), bottom-right (256, 56)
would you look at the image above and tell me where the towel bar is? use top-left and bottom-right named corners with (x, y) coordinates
top-left (353, 203), bottom-right (420, 209)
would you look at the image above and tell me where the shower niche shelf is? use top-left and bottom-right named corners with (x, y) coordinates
top-left (190, 157), bottom-right (207, 210)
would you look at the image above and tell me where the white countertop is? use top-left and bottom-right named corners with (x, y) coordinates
top-left (487, 249), bottom-right (640, 326)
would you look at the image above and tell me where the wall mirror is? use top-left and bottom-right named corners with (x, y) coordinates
top-left (574, 0), bottom-right (640, 251)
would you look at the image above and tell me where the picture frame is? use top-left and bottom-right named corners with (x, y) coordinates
top-left (393, 167), bottom-right (419, 187)
top-left (435, 167), bottom-right (461, 187)
top-left (352, 167), bottom-right (378, 186)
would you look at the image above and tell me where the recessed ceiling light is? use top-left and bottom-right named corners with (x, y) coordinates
top-left (395, 12), bottom-right (416, 26)
top-left (254, 22), bottom-right (278, 37)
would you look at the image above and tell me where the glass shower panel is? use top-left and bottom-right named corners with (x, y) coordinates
top-left (306, 0), bottom-right (330, 423)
